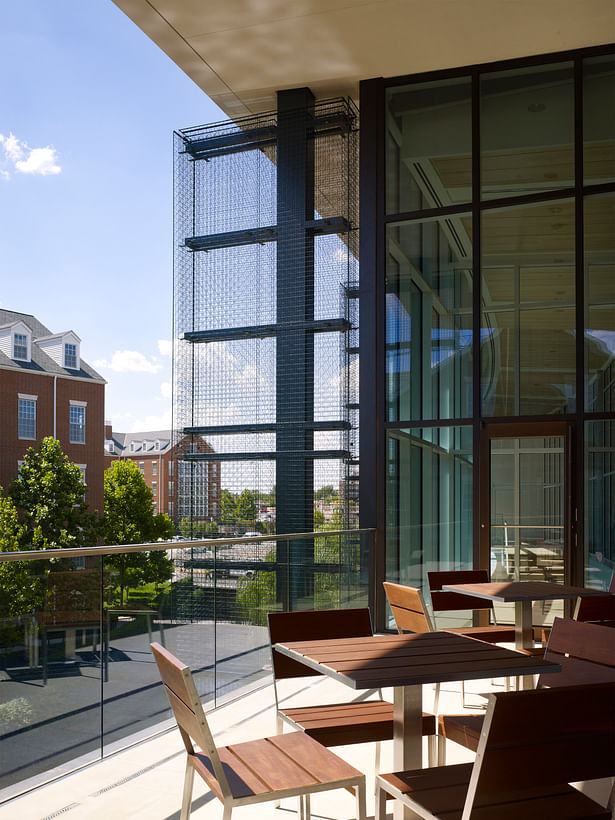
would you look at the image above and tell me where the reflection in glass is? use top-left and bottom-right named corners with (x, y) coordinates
top-left (386, 426), bottom-right (473, 595)
top-left (481, 62), bottom-right (574, 200)
top-left (386, 77), bottom-right (471, 213)
top-left (585, 193), bottom-right (615, 412)
top-left (585, 421), bottom-right (615, 589)
top-left (584, 55), bottom-right (615, 185)
top-left (386, 215), bottom-right (472, 421)
top-left (481, 200), bottom-right (576, 416)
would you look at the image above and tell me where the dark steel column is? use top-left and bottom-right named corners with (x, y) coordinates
top-left (276, 87), bottom-right (315, 606)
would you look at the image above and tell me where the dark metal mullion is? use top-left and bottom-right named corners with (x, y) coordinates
top-left (472, 70), bottom-right (483, 582)
top-left (573, 54), bottom-right (585, 587)
top-left (359, 77), bottom-right (386, 628)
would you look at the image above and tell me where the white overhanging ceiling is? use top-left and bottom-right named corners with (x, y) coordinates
top-left (112, 0), bottom-right (615, 118)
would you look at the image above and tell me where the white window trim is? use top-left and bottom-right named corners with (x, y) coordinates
top-left (69, 400), bottom-right (88, 407)
top-left (18, 395), bottom-right (37, 440)
top-left (13, 332), bottom-right (31, 362)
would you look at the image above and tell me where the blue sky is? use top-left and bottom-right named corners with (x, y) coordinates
top-left (0, 1), bottom-right (224, 432)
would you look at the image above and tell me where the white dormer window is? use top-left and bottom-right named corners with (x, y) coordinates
top-left (142, 440), bottom-right (148, 451)
top-left (155, 439), bottom-right (160, 451)
top-left (130, 441), bottom-right (137, 452)
top-left (105, 440), bottom-right (114, 453)
top-left (0, 322), bottom-right (32, 362)
top-left (13, 333), bottom-right (28, 361)
top-left (64, 343), bottom-right (77, 369)
top-left (36, 331), bottom-right (80, 370)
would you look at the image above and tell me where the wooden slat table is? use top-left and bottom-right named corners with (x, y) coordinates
top-left (275, 630), bottom-right (560, 820)
top-left (443, 580), bottom-right (603, 645)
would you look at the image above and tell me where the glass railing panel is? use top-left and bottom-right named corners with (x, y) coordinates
top-left (214, 535), bottom-right (277, 704)
top-left (0, 529), bottom-right (376, 800)
top-left (0, 559), bottom-right (102, 800)
top-left (101, 547), bottom-right (214, 754)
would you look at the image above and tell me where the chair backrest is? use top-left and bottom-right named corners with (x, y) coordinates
top-left (573, 592), bottom-right (615, 623)
top-left (427, 569), bottom-right (495, 614)
top-left (150, 642), bottom-right (230, 798)
top-left (268, 608), bottom-right (374, 680)
top-left (463, 682), bottom-right (615, 820)
top-left (539, 617), bottom-right (615, 688)
top-left (382, 582), bottom-right (435, 634)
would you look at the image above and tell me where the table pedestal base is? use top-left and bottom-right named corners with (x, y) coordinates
top-left (393, 685), bottom-right (423, 820)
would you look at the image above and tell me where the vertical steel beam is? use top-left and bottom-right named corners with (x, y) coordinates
top-left (276, 88), bottom-right (315, 606)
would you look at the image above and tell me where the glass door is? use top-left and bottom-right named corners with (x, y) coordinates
top-left (480, 422), bottom-right (572, 624)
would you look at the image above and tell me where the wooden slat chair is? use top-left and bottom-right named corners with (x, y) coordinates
top-left (427, 570), bottom-right (518, 643)
top-left (376, 681), bottom-right (615, 820)
top-left (150, 642), bottom-right (367, 820)
top-left (574, 588), bottom-right (615, 628)
top-left (436, 617), bottom-right (615, 764)
top-left (268, 608), bottom-right (436, 768)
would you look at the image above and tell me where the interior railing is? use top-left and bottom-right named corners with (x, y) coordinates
top-left (0, 529), bottom-right (375, 801)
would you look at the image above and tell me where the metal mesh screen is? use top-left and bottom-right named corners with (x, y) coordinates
top-left (173, 98), bottom-right (359, 537)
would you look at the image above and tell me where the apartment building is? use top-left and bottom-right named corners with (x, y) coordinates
top-left (104, 427), bottom-right (221, 522)
top-left (0, 309), bottom-right (106, 513)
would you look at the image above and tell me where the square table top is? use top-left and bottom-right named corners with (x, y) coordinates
top-left (441, 580), bottom-right (607, 603)
top-left (274, 631), bottom-right (559, 690)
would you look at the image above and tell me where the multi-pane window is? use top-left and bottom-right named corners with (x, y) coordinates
top-left (64, 343), bottom-right (77, 369)
top-left (168, 481), bottom-right (174, 497)
top-left (152, 462), bottom-right (157, 476)
top-left (69, 405), bottom-right (86, 443)
top-left (18, 398), bottom-right (36, 439)
top-left (152, 481), bottom-right (157, 496)
top-left (168, 501), bottom-right (174, 517)
top-left (13, 333), bottom-right (28, 360)
top-left (168, 461), bottom-right (174, 477)
top-left (139, 462), bottom-right (145, 473)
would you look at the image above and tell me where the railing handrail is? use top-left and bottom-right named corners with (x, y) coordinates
top-left (0, 528), bottom-right (376, 563)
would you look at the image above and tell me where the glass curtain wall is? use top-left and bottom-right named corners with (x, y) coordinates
top-left (375, 46), bottom-right (615, 594)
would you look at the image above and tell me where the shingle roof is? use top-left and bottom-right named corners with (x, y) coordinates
top-left (0, 309), bottom-right (105, 382)
top-left (107, 430), bottom-right (173, 456)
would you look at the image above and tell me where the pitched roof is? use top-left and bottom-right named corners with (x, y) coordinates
top-left (0, 309), bottom-right (105, 382)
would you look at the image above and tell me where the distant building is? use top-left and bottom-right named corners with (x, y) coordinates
top-left (104, 427), bottom-right (220, 522)
top-left (0, 309), bottom-right (106, 514)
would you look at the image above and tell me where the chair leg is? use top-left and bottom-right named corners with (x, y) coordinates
top-left (375, 783), bottom-right (387, 820)
top-left (426, 734), bottom-right (436, 767)
top-left (274, 713), bottom-right (284, 808)
top-left (374, 739), bottom-right (381, 773)
top-left (356, 780), bottom-right (367, 820)
top-left (437, 734), bottom-right (446, 766)
top-left (180, 759), bottom-right (195, 820)
top-left (222, 805), bottom-right (232, 820)
top-left (433, 681), bottom-right (440, 714)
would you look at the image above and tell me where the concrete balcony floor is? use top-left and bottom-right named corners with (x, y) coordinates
top-left (0, 670), bottom-right (488, 820)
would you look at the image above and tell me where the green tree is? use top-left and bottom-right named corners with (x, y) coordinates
top-left (236, 489), bottom-right (257, 523)
top-left (103, 461), bottom-right (173, 604)
top-left (314, 485), bottom-right (338, 503)
top-left (220, 489), bottom-right (238, 524)
top-left (8, 437), bottom-right (101, 550)
top-left (0, 490), bottom-right (44, 616)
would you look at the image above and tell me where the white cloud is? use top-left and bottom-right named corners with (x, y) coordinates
top-left (0, 133), bottom-right (61, 177)
top-left (157, 339), bottom-right (172, 356)
top-left (129, 409), bottom-right (172, 433)
top-left (93, 349), bottom-right (162, 373)
top-left (160, 381), bottom-right (172, 399)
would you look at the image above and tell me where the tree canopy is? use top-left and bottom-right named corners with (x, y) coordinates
top-left (8, 437), bottom-right (101, 550)
top-left (103, 460), bottom-right (173, 604)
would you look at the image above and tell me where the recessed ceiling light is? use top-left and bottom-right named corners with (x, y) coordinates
top-left (528, 103), bottom-right (546, 112)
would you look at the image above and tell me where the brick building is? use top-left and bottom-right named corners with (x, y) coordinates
top-left (104, 427), bottom-right (220, 523)
top-left (0, 309), bottom-right (106, 514)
